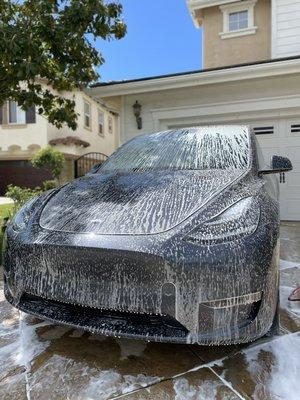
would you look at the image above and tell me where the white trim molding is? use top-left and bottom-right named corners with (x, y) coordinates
top-left (150, 94), bottom-right (300, 131)
top-left (188, 0), bottom-right (240, 10)
top-left (219, 0), bottom-right (257, 39)
top-left (187, 0), bottom-right (239, 27)
top-left (91, 58), bottom-right (300, 97)
top-left (271, 0), bottom-right (277, 58)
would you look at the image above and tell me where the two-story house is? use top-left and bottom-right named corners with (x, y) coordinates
top-left (90, 0), bottom-right (300, 221)
top-left (0, 88), bottom-right (120, 195)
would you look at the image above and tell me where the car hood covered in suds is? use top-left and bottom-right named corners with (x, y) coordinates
top-left (40, 169), bottom-right (246, 235)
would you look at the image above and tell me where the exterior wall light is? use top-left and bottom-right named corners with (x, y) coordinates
top-left (132, 100), bottom-right (142, 129)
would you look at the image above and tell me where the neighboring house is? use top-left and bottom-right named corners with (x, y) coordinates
top-left (90, 0), bottom-right (300, 221)
top-left (0, 89), bottom-right (119, 195)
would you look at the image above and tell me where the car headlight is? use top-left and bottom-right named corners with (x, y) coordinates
top-left (11, 197), bottom-right (39, 232)
top-left (185, 197), bottom-right (260, 245)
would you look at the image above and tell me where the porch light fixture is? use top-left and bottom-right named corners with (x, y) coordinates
top-left (132, 100), bottom-right (142, 130)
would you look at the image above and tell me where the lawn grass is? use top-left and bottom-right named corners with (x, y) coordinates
top-left (0, 203), bottom-right (14, 221)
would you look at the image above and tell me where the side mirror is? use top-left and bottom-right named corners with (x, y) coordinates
top-left (259, 155), bottom-right (293, 175)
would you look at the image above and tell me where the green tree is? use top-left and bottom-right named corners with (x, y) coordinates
top-left (31, 146), bottom-right (65, 181)
top-left (0, 0), bottom-right (126, 129)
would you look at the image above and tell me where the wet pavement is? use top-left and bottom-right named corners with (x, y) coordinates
top-left (0, 222), bottom-right (299, 400)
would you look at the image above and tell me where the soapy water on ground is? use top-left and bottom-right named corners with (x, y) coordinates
top-left (0, 257), bottom-right (299, 399)
top-left (243, 333), bottom-right (300, 400)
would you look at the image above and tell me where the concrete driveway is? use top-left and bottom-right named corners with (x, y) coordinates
top-left (0, 222), bottom-right (299, 400)
top-left (0, 197), bottom-right (13, 205)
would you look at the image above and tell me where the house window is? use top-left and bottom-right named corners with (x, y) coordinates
top-left (220, 0), bottom-right (257, 39)
top-left (108, 116), bottom-right (113, 134)
top-left (84, 101), bottom-right (91, 129)
top-left (8, 101), bottom-right (26, 124)
top-left (229, 10), bottom-right (248, 31)
top-left (98, 110), bottom-right (104, 136)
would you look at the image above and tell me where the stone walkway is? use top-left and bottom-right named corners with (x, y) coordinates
top-left (0, 223), bottom-right (299, 399)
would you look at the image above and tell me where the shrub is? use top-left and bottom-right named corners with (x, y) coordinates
top-left (0, 230), bottom-right (4, 265)
top-left (2, 183), bottom-right (53, 264)
top-left (31, 146), bottom-right (65, 181)
top-left (5, 185), bottom-right (42, 217)
top-left (42, 180), bottom-right (57, 191)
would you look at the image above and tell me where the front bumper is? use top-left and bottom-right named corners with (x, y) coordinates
top-left (3, 222), bottom-right (279, 345)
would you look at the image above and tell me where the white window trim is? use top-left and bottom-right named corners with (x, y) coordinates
top-left (219, 0), bottom-right (257, 39)
top-left (108, 116), bottom-right (114, 134)
top-left (84, 100), bottom-right (91, 130)
top-left (97, 109), bottom-right (105, 136)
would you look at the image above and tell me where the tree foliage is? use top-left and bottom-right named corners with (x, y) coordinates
top-left (0, 0), bottom-right (126, 129)
top-left (31, 146), bottom-right (65, 180)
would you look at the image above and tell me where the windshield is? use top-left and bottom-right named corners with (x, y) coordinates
top-left (99, 127), bottom-right (251, 173)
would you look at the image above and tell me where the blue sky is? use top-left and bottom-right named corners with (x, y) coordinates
top-left (95, 0), bottom-right (203, 82)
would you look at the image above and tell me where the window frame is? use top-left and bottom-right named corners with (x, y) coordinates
top-left (108, 115), bottom-right (114, 134)
top-left (228, 10), bottom-right (249, 32)
top-left (219, 0), bottom-right (257, 40)
top-left (8, 101), bottom-right (26, 125)
top-left (83, 100), bottom-right (91, 130)
top-left (98, 109), bottom-right (105, 136)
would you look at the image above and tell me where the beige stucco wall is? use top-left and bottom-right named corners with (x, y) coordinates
top-left (203, 0), bottom-right (271, 69)
top-left (47, 91), bottom-right (118, 157)
top-left (0, 111), bottom-right (48, 158)
top-left (0, 87), bottom-right (119, 168)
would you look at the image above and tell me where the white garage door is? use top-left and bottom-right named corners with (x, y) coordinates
top-left (250, 119), bottom-right (300, 221)
top-left (168, 119), bottom-right (300, 221)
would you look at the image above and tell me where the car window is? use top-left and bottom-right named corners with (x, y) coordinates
top-left (99, 127), bottom-right (251, 173)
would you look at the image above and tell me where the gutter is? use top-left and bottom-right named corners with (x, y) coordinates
top-left (89, 56), bottom-right (300, 97)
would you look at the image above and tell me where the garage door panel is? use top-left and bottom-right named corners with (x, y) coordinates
top-left (0, 161), bottom-right (52, 196)
top-left (167, 118), bottom-right (299, 221)
top-left (286, 120), bottom-right (300, 138)
top-left (255, 121), bottom-right (300, 221)
top-left (285, 146), bottom-right (300, 163)
top-left (259, 147), bottom-right (281, 165)
top-left (284, 199), bottom-right (300, 221)
top-left (286, 171), bottom-right (300, 189)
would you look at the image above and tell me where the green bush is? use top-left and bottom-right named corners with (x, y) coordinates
top-left (1, 177), bottom-right (58, 264)
top-left (0, 205), bottom-right (11, 265)
top-left (42, 180), bottom-right (57, 191)
top-left (0, 230), bottom-right (4, 266)
top-left (5, 185), bottom-right (42, 217)
top-left (0, 186), bottom-right (41, 265)
top-left (31, 146), bottom-right (65, 181)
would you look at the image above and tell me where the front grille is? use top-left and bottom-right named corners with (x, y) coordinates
top-left (16, 244), bottom-right (165, 316)
top-left (18, 293), bottom-right (189, 340)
